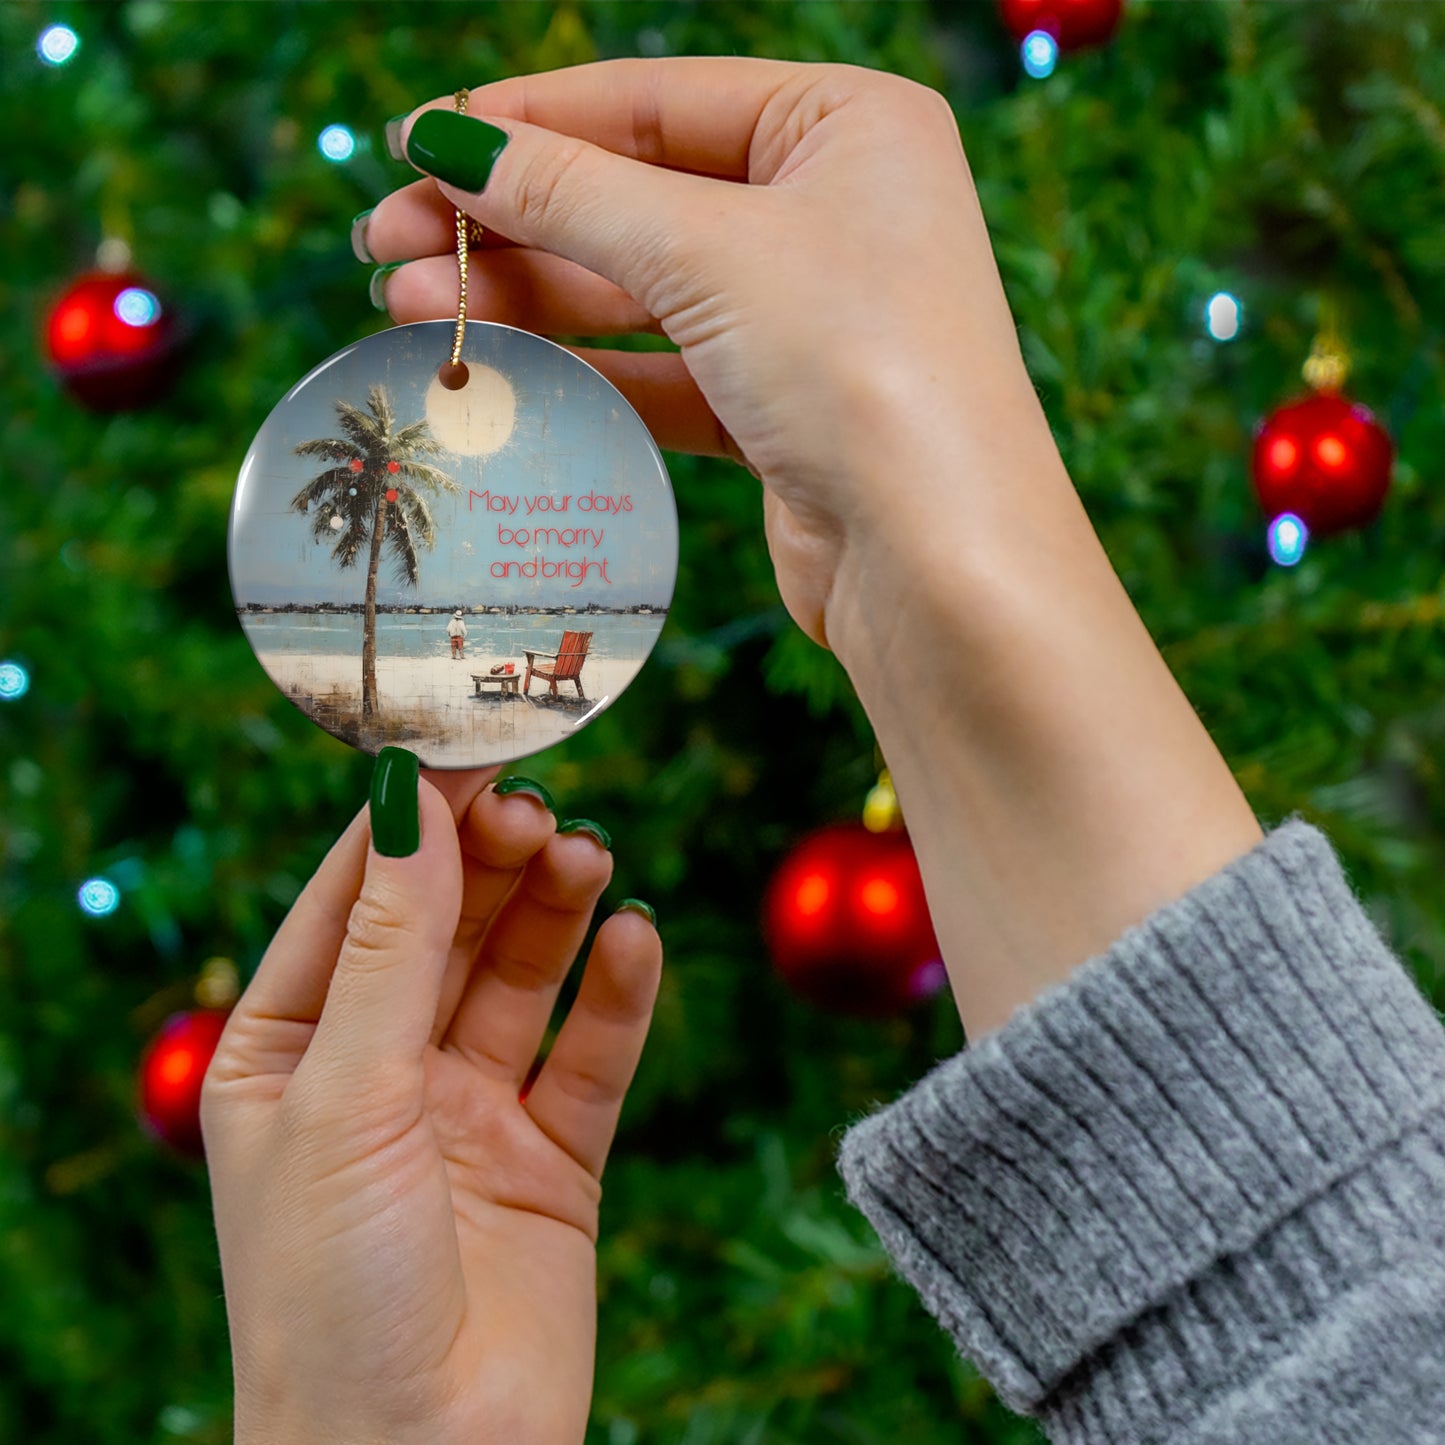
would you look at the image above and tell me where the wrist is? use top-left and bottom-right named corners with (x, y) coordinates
top-left (823, 410), bottom-right (1261, 1039)
top-left (823, 371), bottom-right (1077, 676)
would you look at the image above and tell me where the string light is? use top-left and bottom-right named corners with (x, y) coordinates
top-left (1267, 512), bottom-right (1308, 567)
top-left (0, 661), bottom-right (29, 700)
top-left (1205, 291), bottom-right (1242, 341)
top-left (114, 287), bottom-right (162, 328)
top-left (1021, 30), bottom-right (1059, 79)
top-left (318, 124), bottom-right (356, 162)
top-left (78, 878), bottom-right (121, 917)
top-left (37, 24), bottom-right (79, 66)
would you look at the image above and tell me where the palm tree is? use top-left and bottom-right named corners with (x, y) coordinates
top-left (292, 384), bottom-right (461, 718)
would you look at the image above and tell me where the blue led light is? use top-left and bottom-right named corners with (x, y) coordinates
top-left (0, 661), bottom-right (29, 700)
top-left (1021, 30), bottom-right (1059, 79)
top-left (38, 24), bottom-right (79, 66)
top-left (318, 125), bottom-right (357, 162)
top-left (114, 287), bottom-right (161, 328)
top-left (1267, 512), bottom-right (1308, 567)
top-left (78, 878), bottom-right (121, 917)
top-left (1205, 291), bottom-right (1242, 342)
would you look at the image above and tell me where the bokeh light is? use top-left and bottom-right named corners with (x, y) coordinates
top-left (78, 878), bottom-right (121, 917)
top-left (1021, 30), bottom-right (1059, 79)
top-left (0, 661), bottom-right (29, 700)
top-left (794, 873), bottom-right (830, 918)
top-left (114, 287), bottom-right (161, 328)
top-left (318, 124), bottom-right (356, 162)
top-left (1267, 436), bottom-right (1298, 476)
top-left (1267, 512), bottom-right (1308, 567)
top-left (37, 24), bottom-right (79, 66)
top-left (1205, 291), bottom-right (1242, 341)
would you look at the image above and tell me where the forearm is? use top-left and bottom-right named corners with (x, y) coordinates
top-left (826, 386), bottom-right (1262, 1040)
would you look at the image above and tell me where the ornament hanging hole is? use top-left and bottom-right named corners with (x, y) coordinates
top-left (438, 360), bottom-right (469, 391)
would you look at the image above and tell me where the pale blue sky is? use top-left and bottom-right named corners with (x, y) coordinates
top-left (229, 321), bottom-right (677, 609)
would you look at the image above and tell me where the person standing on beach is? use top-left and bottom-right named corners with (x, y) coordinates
top-left (446, 609), bottom-right (467, 659)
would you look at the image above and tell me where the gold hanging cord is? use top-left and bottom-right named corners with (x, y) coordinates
top-left (442, 89), bottom-right (485, 386)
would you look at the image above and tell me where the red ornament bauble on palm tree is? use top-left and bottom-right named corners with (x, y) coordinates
top-left (137, 1009), bottom-right (231, 1157)
top-left (998, 0), bottom-right (1124, 49)
top-left (764, 823), bottom-right (945, 1017)
top-left (1251, 392), bottom-right (1393, 537)
top-left (44, 270), bottom-right (181, 410)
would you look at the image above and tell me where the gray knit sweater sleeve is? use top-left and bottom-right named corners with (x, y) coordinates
top-left (836, 818), bottom-right (1445, 1443)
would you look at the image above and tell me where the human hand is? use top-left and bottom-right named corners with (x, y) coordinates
top-left (202, 756), bottom-right (661, 1445)
top-left (360, 61), bottom-right (1260, 1046)
top-left (360, 57), bottom-right (1060, 660)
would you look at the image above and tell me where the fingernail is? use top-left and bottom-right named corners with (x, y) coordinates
top-left (369, 261), bottom-right (405, 311)
top-left (350, 208), bottom-right (375, 264)
top-left (493, 775), bottom-right (555, 812)
top-left (384, 114), bottom-right (408, 162)
top-left (370, 747), bottom-right (420, 857)
top-left (616, 898), bottom-right (656, 926)
top-left (405, 110), bottom-right (510, 192)
top-left (558, 818), bottom-right (611, 851)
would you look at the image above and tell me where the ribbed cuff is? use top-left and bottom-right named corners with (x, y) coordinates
top-left (837, 818), bottom-right (1445, 1433)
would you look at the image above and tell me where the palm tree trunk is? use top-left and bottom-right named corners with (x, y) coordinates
top-left (361, 490), bottom-right (385, 716)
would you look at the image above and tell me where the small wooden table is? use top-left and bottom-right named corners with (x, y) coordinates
top-left (471, 672), bottom-right (520, 698)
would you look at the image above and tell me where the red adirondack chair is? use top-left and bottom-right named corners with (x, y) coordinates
top-left (522, 630), bottom-right (592, 700)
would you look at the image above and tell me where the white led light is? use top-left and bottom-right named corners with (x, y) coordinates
top-left (1267, 512), bottom-right (1308, 567)
top-left (114, 287), bottom-right (161, 327)
top-left (1205, 291), bottom-right (1242, 342)
top-left (318, 125), bottom-right (357, 162)
top-left (1022, 30), bottom-right (1059, 80)
top-left (38, 24), bottom-right (79, 66)
top-left (0, 661), bottom-right (29, 700)
top-left (78, 877), bottom-right (121, 917)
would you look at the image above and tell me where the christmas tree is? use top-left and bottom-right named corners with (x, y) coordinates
top-left (2, 3), bottom-right (1442, 1442)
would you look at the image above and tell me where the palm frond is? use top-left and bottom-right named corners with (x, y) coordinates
top-left (390, 418), bottom-right (444, 456)
top-left (331, 398), bottom-right (388, 454)
top-left (385, 508), bottom-right (420, 587)
top-left (365, 383), bottom-right (397, 435)
top-left (397, 489), bottom-right (438, 550)
top-left (291, 468), bottom-right (356, 513)
top-left (330, 523), bottom-right (368, 569)
top-left (393, 461), bottom-right (463, 497)
top-left (293, 437), bottom-right (354, 462)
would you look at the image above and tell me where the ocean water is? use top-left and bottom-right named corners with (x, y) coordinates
top-left (239, 610), bottom-right (667, 661)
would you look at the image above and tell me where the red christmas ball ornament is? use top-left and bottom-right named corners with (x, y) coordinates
top-left (44, 270), bottom-right (181, 410)
top-left (349, 457), bottom-right (365, 472)
top-left (386, 459), bottom-right (401, 473)
top-left (998, 0), bottom-right (1123, 50)
top-left (1251, 392), bottom-right (1393, 537)
top-left (385, 487), bottom-right (399, 502)
top-left (137, 1008), bottom-right (230, 1157)
top-left (764, 823), bottom-right (945, 1017)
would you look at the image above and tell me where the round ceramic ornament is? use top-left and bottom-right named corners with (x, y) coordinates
top-left (229, 318), bottom-right (677, 767)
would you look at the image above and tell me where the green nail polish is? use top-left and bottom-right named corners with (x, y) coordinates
top-left (558, 818), bottom-right (612, 851)
top-left (493, 775), bottom-right (555, 812)
top-left (617, 898), bottom-right (656, 926)
top-left (405, 110), bottom-right (510, 192)
top-left (368, 262), bottom-right (404, 311)
top-left (350, 208), bottom-right (375, 264)
top-left (370, 747), bottom-right (420, 857)
top-left (384, 114), bottom-right (408, 162)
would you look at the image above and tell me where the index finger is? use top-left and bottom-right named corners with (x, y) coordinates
top-left (407, 55), bottom-right (810, 181)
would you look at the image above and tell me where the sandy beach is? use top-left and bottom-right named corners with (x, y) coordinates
top-left (259, 648), bottom-right (647, 767)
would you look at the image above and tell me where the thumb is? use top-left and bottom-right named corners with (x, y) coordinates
top-left (301, 748), bottom-right (463, 1091)
top-left (398, 107), bottom-right (739, 318)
